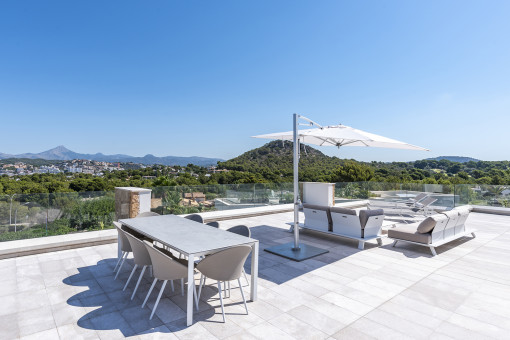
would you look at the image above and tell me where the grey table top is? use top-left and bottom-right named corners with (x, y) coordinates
top-left (119, 214), bottom-right (257, 255)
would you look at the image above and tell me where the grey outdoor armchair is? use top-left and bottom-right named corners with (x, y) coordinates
top-left (142, 243), bottom-right (198, 320)
top-left (113, 221), bottom-right (132, 279)
top-left (185, 214), bottom-right (204, 223)
top-left (226, 225), bottom-right (250, 238)
top-left (206, 221), bottom-right (220, 228)
top-left (123, 232), bottom-right (153, 300)
top-left (196, 245), bottom-right (252, 322)
top-left (226, 225), bottom-right (251, 284)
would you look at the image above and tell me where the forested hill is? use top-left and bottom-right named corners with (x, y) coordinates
top-left (219, 141), bottom-right (510, 185)
top-left (218, 141), bottom-right (345, 182)
top-left (425, 156), bottom-right (481, 163)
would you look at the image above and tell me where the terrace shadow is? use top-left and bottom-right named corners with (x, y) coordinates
top-left (62, 259), bottom-right (218, 337)
top-left (381, 234), bottom-right (477, 258)
top-left (242, 224), bottom-right (371, 284)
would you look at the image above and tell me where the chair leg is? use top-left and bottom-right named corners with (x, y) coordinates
top-left (170, 279), bottom-right (174, 292)
top-left (198, 274), bottom-right (204, 300)
top-left (142, 278), bottom-right (158, 308)
top-left (131, 265), bottom-right (147, 300)
top-left (242, 268), bottom-right (249, 286)
top-left (123, 264), bottom-right (138, 291)
top-left (429, 246), bottom-right (437, 256)
top-left (376, 238), bottom-right (383, 246)
top-left (193, 279), bottom-right (199, 311)
top-left (217, 281), bottom-right (225, 323)
top-left (150, 280), bottom-right (167, 320)
top-left (471, 232), bottom-right (476, 238)
top-left (113, 251), bottom-right (125, 272)
top-left (392, 240), bottom-right (398, 247)
top-left (238, 278), bottom-right (248, 315)
top-left (114, 253), bottom-right (128, 280)
top-left (181, 278), bottom-right (184, 297)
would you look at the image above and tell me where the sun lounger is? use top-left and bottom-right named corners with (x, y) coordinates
top-left (397, 196), bottom-right (437, 216)
top-left (394, 192), bottom-right (428, 206)
top-left (388, 206), bottom-right (475, 256)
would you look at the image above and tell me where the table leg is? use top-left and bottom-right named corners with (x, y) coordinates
top-left (186, 253), bottom-right (195, 326)
top-left (250, 242), bottom-right (258, 301)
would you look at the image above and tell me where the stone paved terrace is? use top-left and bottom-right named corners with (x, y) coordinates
top-left (1, 211), bottom-right (510, 340)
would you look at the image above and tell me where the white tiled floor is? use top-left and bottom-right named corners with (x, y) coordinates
top-left (1, 211), bottom-right (509, 339)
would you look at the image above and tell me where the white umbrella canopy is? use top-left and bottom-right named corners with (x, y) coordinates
top-left (252, 115), bottom-right (429, 262)
top-left (253, 124), bottom-right (429, 151)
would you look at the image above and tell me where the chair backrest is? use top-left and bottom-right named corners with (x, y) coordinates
top-left (442, 210), bottom-right (459, 239)
top-left (206, 221), bottom-right (220, 228)
top-left (226, 225), bottom-right (251, 238)
top-left (430, 214), bottom-right (449, 243)
top-left (419, 196), bottom-right (438, 207)
top-left (136, 211), bottom-right (160, 217)
top-left (196, 245), bottom-right (252, 281)
top-left (413, 193), bottom-right (428, 202)
top-left (454, 207), bottom-right (470, 234)
top-left (303, 204), bottom-right (331, 231)
top-left (185, 214), bottom-right (204, 223)
top-left (124, 232), bottom-right (152, 266)
top-left (144, 243), bottom-right (188, 281)
top-left (113, 221), bottom-right (132, 252)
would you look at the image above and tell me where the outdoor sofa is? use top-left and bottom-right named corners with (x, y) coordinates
top-left (302, 203), bottom-right (384, 249)
top-left (388, 206), bottom-right (474, 256)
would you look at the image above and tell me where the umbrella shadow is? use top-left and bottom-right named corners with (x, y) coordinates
top-left (242, 224), bottom-right (368, 285)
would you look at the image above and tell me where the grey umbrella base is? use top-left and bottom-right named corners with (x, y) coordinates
top-left (264, 242), bottom-right (328, 262)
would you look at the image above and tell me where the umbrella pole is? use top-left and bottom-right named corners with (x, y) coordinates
top-left (262, 114), bottom-right (329, 261)
top-left (293, 113), bottom-right (300, 250)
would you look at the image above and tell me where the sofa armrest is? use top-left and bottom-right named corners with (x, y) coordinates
top-left (363, 214), bottom-right (384, 238)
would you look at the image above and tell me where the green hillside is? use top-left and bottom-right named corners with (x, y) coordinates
top-left (219, 141), bottom-right (510, 185)
top-left (218, 141), bottom-right (347, 182)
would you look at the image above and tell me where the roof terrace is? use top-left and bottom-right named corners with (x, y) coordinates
top-left (1, 208), bottom-right (509, 340)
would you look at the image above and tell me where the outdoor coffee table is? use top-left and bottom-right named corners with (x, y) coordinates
top-left (119, 214), bottom-right (259, 326)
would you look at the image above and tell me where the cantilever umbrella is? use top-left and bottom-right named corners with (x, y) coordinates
top-left (252, 114), bottom-right (429, 261)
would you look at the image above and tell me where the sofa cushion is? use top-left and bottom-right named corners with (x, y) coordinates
top-left (442, 210), bottom-right (458, 219)
top-left (303, 203), bottom-right (329, 212)
top-left (388, 223), bottom-right (432, 244)
top-left (359, 209), bottom-right (384, 229)
top-left (454, 207), bottom-right (470, 216)
top-left (417, 216), bottom-right (437, 234)
top-left (329, 206), bottom-right (357, 215)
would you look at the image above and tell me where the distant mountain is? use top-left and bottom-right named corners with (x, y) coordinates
top-left (0, 146), bottom-right (223, 167)
top-left (424, 156), bottom-right (481, 163)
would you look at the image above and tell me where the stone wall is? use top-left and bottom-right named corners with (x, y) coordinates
top-left (115, 187), bottom-right (152, 220)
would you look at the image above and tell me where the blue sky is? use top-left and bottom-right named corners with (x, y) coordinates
top-left (1, 1), bottom-right (509, 162)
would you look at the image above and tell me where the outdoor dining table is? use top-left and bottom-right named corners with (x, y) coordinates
top-left (118, 214), bottom-right (259, 326)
